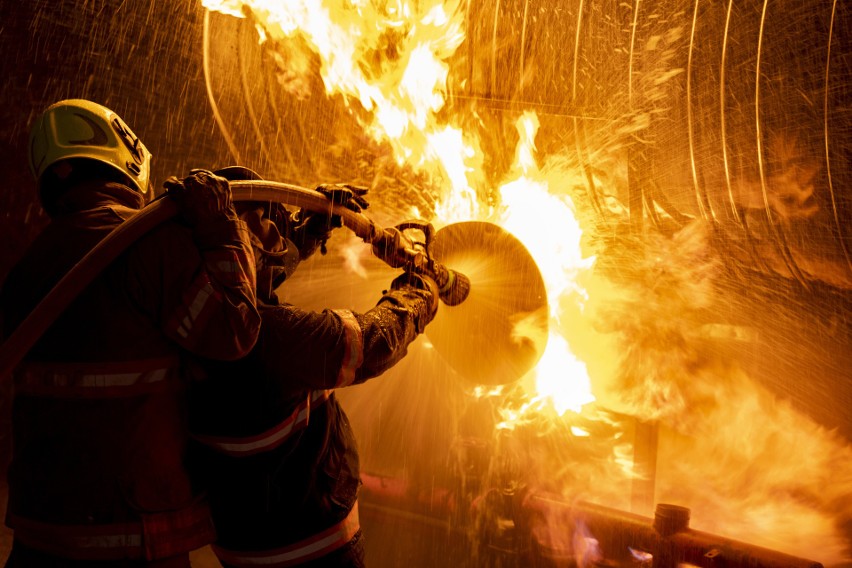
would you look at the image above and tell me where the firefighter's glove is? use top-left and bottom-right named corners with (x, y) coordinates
top-left (389, 271), bottom-right (439, 332)
top-left (164, 169), bottom-right (238, 228)
top-left (315, 183), bottom-right (370, 213)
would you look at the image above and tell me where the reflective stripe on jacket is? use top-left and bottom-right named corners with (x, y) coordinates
top-left (332, 309), bottom-right (363, 388)
top-left (7, 499), bottom-right (215, 561)
top-left (15, 357), bottom-right (180, 398)
top-left (211, 502), bottom-right (359, 568)
top-left (192, 390), bottom-right (331, 457)
top-left (7, 354), bottom-right (205, 560)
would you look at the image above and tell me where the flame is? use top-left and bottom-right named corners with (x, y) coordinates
top-left (202, 0), bottom-right (478, 215)
top-left (573, 520), bottom-right (603, 568)
top-left (534, 334), bottom-right (595, 415)
top-left (499, 116), bottom-right (595, 317)
top-left (427, 126), bottom-right (481, 223)
top-left (496, 114), bottom-right (596, 419)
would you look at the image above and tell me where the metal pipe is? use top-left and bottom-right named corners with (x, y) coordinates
top-left (357, 472), bottom-right (825, 568)
top-left (523, 494), bottom-right (825, 568)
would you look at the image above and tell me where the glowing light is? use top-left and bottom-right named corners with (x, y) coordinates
top-left (573, 521), bottom-right (603, 568)
top-left (629, 547), bottom-right (653, 563)
top-left (486, 114), bottom-right (596, 421)
top-left (204, 0), bottom-right (474, 214)
top-left (533, 334), bottom-right (595, 415)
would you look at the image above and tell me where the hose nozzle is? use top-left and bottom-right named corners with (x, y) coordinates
top-left (430, 263), bottom-right (471, 306)
top-left (371, 222), bottom-right (471, 306)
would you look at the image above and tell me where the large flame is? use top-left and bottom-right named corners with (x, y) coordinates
top-left (203, 0), bottom-right (852, 563)
top-left (497, 113), bottom-right (596, 418)
top-left (202, 0), bottom-right (480, 220)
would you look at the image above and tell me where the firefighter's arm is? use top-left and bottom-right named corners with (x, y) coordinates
top-left (353, 272), bottom-right (438, 380)
top-left (133, 170), bottom-right (260, 360)
top-left (257, 272), bottom-right (437, 392)
top-left (167, 218), bottom-right (260, 360)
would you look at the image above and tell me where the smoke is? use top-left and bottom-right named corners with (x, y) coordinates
top-left (578, 218), bottom-right (852, 562)
top-left (589, 220), bottom-right (721, 429)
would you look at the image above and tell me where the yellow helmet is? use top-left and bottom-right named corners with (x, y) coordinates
top-left (28, 99), bottom-right (152, 194)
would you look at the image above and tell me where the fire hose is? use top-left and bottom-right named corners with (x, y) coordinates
top-left (0, 180), bottom-right (471, 381)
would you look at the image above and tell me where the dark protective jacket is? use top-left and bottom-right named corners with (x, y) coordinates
top-left (188, 281), bottom-right (435, 567)
top-left (0, 180), bottom-right (260, 561)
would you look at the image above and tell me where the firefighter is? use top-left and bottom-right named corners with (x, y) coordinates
top-left (0, 100), bottom-right (261, 566)
top-left (188, 167), bottom-right (439, 568)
